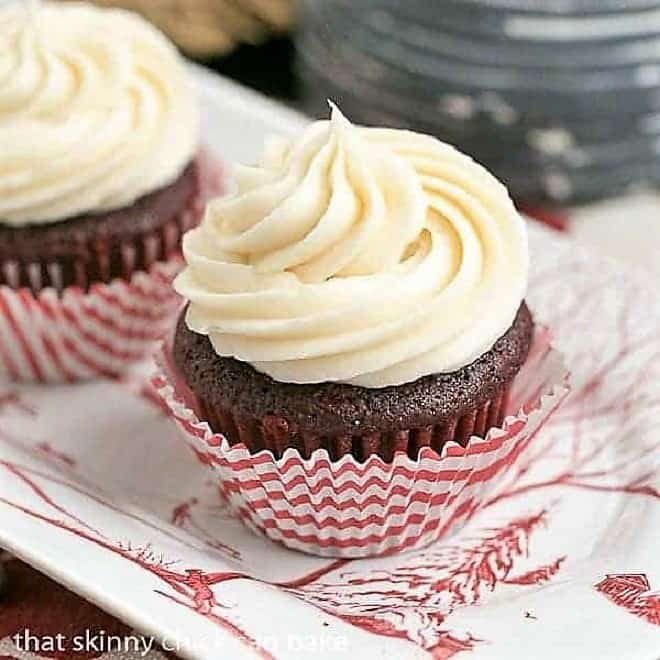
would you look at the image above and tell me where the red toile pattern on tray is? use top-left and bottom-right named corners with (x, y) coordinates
top-left (1, 227), bottom-right (659, 660)
top-left (595, 574), bottom-right (660, 627)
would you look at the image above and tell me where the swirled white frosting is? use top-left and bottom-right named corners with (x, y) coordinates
top-left (0, 1), bottom-right (199, 226)
top-left (176, 106), bottom-right (528, 388)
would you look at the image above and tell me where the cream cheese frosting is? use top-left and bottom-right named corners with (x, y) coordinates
top-left (175, 105), bottom-right (528, 388)
top-left (0, 1), bottom-right (199, 226)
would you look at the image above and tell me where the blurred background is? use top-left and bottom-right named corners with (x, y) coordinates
top-left (56, 0), bottom-right (660, 241)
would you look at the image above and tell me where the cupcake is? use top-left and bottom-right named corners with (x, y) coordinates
top-left (0, 1), bottom-right (222, 382)
top-left (158, 105), bottom-right (569, 556)
top-left (174, 105), bottom-right (532, 458)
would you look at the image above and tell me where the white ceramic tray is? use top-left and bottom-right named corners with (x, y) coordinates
top-left (1, 67), bottom-right (659, 660)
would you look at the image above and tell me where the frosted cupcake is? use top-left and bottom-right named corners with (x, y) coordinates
top-left (159, 106), bottom-right (569, 557)
top-left (0, 2), bottom-right (222, 381)
top-left (173, 105), bottom-right (532, 460)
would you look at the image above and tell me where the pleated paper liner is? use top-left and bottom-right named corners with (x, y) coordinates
top-left (153, 327), bottom-right (570, 558)
top-left (0, 151), bottom-right (224, 383)
top-left (193, 385), bottom-right (511, 462)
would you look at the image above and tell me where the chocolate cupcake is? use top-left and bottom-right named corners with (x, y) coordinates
top-left (0, 2), bottom-right (222, 381)
top-left (159, 106), bottom-right (571, 557)
top-left (173, 104), bottom-right (532, 461)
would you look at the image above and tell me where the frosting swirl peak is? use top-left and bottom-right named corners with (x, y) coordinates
top-left (0, 1), bottom-right (199, 225)
top-left (176, 106), bottom-right (528, 388)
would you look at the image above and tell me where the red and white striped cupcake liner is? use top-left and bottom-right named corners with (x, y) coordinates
top-left (0, 262), bottom-right (185, 382)
top-left (0, 152), bottom-right (224, 383)
top-left (154, 328), bottom-right (570, 558)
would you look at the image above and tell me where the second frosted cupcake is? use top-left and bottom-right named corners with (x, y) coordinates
top-left (0, 2), bottom-right (222, 381)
